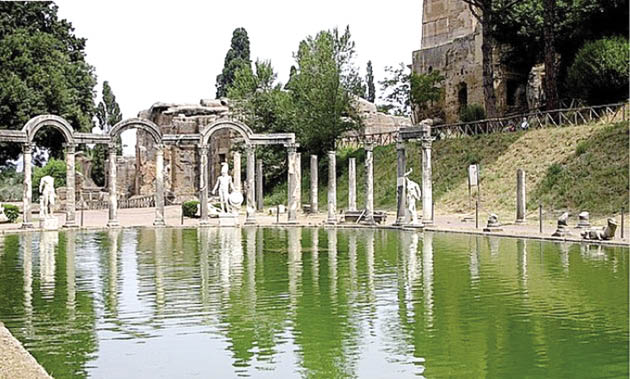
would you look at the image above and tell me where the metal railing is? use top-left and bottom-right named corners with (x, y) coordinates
top-left (337, 102), bottom-right (629, 146)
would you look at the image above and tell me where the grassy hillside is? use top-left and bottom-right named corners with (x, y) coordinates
top-left (266, 122), bottom-right (629, 217)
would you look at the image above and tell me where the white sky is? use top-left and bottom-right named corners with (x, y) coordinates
top-left (56, 0), bottom-right (423, 154)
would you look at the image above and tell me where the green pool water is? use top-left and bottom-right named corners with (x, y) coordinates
top-left (0, 228), bottom-right (627, 378)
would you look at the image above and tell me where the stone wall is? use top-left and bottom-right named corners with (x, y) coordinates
top-left (130, 101), bottom-right (235, 203)
top-left (413, 0), bottom-right (528, 123)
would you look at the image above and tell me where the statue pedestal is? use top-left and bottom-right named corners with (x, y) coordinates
top-left (39, 216), bottom-right (59, 230)
top-left (218, 214), bottom-right (239, 227)
top-left (552, 225), bottom-right (571, 237)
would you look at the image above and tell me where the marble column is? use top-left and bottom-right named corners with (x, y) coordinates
top-left (364, 143), bottom-right (375, 224)
top-left (199, 145), bottom-right (209, 225)
top-left (153, 144), bottom-right (166, 226)
top-left (296, 153), bottom-right (301, 211)
top-left (21, 143), bottom-right (33, 228)
top-left (64, 143), bottom-right (78, 228)
top-left (395, 141), bottom-right (407, 225)
top-left (233, 151), bottom-right (242, 192)
top-left (421, 125), bottom-right (434, 225)
top-left (516, 169), bottom-right (526, 224)
top-left (348, 158), bottom-right (357, 211)
top-left (287, 144), bottom-right (298, 223)
top-left (107, 143), bottom-right (119, 227)
top-left (326, 151), bottom-right (337, 224)
top-left (310, 155), bottom-right (318, 213)
top-left (245, 145), bottom-right (256, 224)
top-left (256, 159), bottom-right (263, 211)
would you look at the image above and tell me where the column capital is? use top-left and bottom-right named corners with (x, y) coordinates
top-left (63, 142), bottom-right (77, 153)
top-left (156, 143), bottom-right (165, 153)
top-left (364, 142), bottom-right (374, 152)
top-left (244, 144), bottom-right (255, 154)
top-left (107, 142), bottom-right (117, 152)
top-left (396, 141), bottom-right (406, 151)
top-left (286, 143), bottom-right (299, 153)
top-left (198, 144), bottom-right (209, 154)
top-left (22, 142), bottom-right (33, 154)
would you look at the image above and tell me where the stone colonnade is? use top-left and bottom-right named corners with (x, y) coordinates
top-left (1, 115), bottom-right (295, 229)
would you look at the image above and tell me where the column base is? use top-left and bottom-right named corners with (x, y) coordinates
top-left (107, 220), bottom-right (121, 228)
top-left (244, 217), bottom-right (257, 225)
top-left (21, 222), bottom-right (34, 229)
top-left (326, 218), bottom-right (337, 225)
top-left (199, 219), bottom-right (211, 227)
top-left (63, 221), bottom-right (79, 228)
top-left (514, 219), bottom-right (525, 224)
top-left (153, 219), bottom-right (166, 227)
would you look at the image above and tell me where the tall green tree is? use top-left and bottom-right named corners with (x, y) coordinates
top-left (542, 0), bottom-right (559, 110)
top-left (290, 26), bottom-right (363, 155)
top-left (378, 63), bottom-right (411, 116)
top-left (229, 60), bottom-right (294, 184)
top-left (91, 81), bottom-right (122, 186)
top-left (215, 27), bottom-right (251, 98)
top-left (365, 60), bottom-right (375, 103)
top-left (0, 2), bottom-right (96, 165)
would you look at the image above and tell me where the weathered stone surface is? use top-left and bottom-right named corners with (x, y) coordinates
top-left (483, 213), bottom-right (503, 232)
top-left (515, 169), bottom-right (526, 224)
top-left (552, 212), bottom-right (571, 237)
top-left (326, 151), bottom-right (337, 224)
top-left (576, 211), bottom-right (591, 228)
top-left (581, 218), bottom-right (617, 240)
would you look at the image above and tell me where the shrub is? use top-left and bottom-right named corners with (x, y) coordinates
top-left (182, 200), bottom-right (199, 218)
top-left (33, 159), bottom-right (66, 200)
top-left (0, 169), bottom-right (23, 201)
top-left (459, 104), bottom-right (487, 123)
top-left (2, 204), bottom-right (19, 223)
top-left (567, 36), bottom-right (629, 105)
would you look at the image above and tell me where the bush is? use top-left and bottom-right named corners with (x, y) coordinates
top-left (33, 159), bottom-right (66, 200)
top-left (567, 36), bottom-right (629, 105)
top-left (0, 169), bottom-right (23, 201)
top-left (459, 104), bottom-right (487, 122)
top-left (182, 200), bottom-right (199, 218)
top-left (2, 204), bottom-right (19, 223)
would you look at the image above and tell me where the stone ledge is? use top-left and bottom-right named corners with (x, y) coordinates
top-left (0, 321), bottom-right (52, 379)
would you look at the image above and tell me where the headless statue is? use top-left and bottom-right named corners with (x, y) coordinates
top-left (39, 175), bottom-right (56, 218)
top-left (404, 168), bottom-right (422, 225)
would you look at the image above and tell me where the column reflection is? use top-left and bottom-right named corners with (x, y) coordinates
top-left (245, 227), bottom-right (257, 307)
top-left (422, 231), bottom-right (434, 326)
top-left (154, 228), bottom-right (165, 313)
top-left (348, 231), bottom-right (357, 297)
top-left (198, 227), bottom-right (210, 313)
top-left (328, 228), bottom-right (337, 299)
top-left (287, 228), bottom-right (302, 312)
top-left (469, 236), bottom-right (480, 287)
top-left (22, 234), bottom-right (33, 335)
top-left (107, 229), bottom-right (120, 316)
top-left (66, 230), bottom-right (77, 318)
top-left (311, 228), bottom-right (319, 295)
top-left (516, 238), bottom-right (528, 292)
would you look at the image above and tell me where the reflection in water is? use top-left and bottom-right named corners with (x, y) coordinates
top-left (328, 228), bottom-right (337, 298)
top-left (423, 231), bottom-right (434, 327)
top-left (0, 229), bottom-right (627, 379)
top-left (39, 231), bottom-right (58, 299)
top-left (66, 230), bottom-right (76, 318)
top-left (23, 234), bottom-right (33, 336)
top-left (469, 236), bottom-right (480, 286)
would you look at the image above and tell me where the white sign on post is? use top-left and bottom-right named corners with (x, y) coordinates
top-left (468, 164), bottom-right (479, 187)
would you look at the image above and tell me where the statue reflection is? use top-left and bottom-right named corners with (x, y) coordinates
top-left (218, 227), bottom-right (244, 296)
top-left (422, 231), bottom-right (434, 326)
top-left (66, 230), bottom-right (77, 318)
top-left (39, 231), bottom-right (58, 299)
top-left (22, 234), bottom-right (33, 335)
top-left (328, 229), bottom-right (337, 298)
top-left (487, 236), bottom-right (500, 258)
top-left (287, 228), bottom-right (302, 312)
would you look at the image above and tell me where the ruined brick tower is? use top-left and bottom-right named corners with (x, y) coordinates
top-left (412, 0), bottom-right (526, 123)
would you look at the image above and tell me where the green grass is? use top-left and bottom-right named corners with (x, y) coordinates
top-left (265, 122), bottom-right (629, 217)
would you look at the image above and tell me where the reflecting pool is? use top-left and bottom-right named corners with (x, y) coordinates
top-left (0, 228), bottom-right (627, 378)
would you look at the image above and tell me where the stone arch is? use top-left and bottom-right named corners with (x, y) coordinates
top-left (109, 118), bottom-right (162, 144)
top-left (201, 119), bottom-right (254, 146)
top-left (23, 115), bottom-right (75, 144)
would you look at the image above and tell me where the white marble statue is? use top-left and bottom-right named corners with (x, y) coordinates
top-left (404, 168), bottom-right (422, 225)
top-left (39, 175), bottom-right (56, 218)
top-left (212, 162), bottom-right (239, 214)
